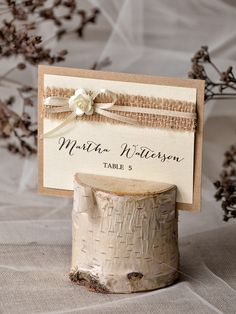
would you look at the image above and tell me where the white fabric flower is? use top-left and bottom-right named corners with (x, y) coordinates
top-left (69, 89), bottom-right (94, 116)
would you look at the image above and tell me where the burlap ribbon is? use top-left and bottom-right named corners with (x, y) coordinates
top-left (43, 87), bottom-right (197, 137)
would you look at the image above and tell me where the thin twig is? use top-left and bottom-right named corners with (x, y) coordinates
top-left (0, 67), bottom-right (17, 83)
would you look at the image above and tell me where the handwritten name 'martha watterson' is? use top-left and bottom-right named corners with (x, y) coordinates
top-left (58, 137), bottom-right (184, 163)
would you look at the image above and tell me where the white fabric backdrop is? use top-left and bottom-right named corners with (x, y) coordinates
top-left (0, 0), bottom-right (236, 313)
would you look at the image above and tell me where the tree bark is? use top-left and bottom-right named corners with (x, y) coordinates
top-left (70, 173), bottom-right (179, 293)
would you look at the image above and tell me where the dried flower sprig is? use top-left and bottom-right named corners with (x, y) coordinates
top-left (189, 46), bottom-right (236, 102)
top-left (0, 97), bottom-right (37, 156)
top-left (189, 46), bottom-right (236, 220)
top-left (0, 19), bottom-right (68, 65)
top-left (0, 0), bottom-right (100, 156)
top-left (214, 145), bottom-right (236, 221)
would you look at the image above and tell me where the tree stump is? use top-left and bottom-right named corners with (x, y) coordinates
top-left (70, 173), bottom-right (179, 293)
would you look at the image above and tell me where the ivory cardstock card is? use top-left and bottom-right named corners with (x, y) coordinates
top-left (38, 65), bottom-right (204, 211)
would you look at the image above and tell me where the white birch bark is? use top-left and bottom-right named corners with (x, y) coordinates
top-left (70, 173), bottom-right (179, 293)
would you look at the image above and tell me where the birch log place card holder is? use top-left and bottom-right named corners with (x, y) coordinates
top-left (38, 65), bottom-right (205, 293)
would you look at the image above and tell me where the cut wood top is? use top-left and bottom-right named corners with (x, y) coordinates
top-left (74, 173), bottom-right (176, 196)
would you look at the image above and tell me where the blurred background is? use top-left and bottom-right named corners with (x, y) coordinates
top-left (0, 1), bottom-right (236, 313)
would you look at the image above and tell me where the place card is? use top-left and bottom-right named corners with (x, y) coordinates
top-left (38, 65), bottom-right (204, 211)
